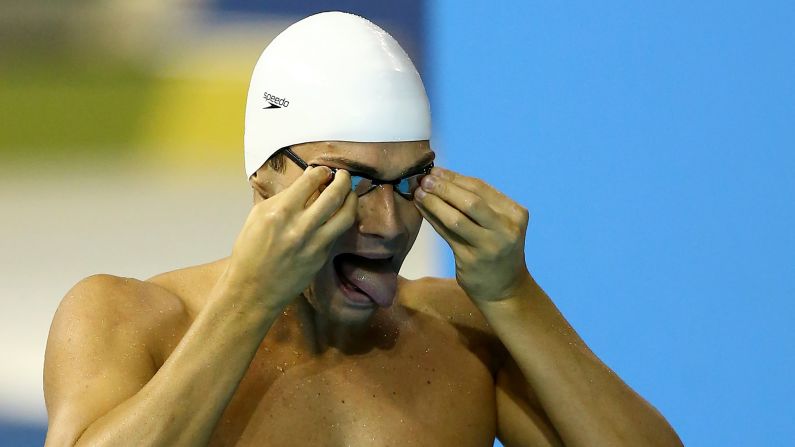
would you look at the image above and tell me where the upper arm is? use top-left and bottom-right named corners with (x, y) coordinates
top-left (43, 274), bottom-right (177, 446)
top-left (421, 278), bottom-right (562, 445)
top-left (404, 276), bottom-right (563, 445)
top-left (496, 354), bottom-right (563, 447)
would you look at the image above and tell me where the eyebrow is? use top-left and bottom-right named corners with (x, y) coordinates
top-left (313, 151), bottom-right (436, 180)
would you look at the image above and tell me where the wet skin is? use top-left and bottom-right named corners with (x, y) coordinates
top-left (43, 141), bottom-right (541, 446)
top-left (200, 140), bottom-right (506, 444)
top-left (44, 141), bottom-right (683, 447)
top-left (149, 260), bottom-right (504, 446)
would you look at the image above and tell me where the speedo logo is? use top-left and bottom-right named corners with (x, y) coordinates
top-left (263, 91), bottom-right (289, 109)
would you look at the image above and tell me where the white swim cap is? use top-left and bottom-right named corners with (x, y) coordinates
top-left (243, 11), bottom-right (431, 178)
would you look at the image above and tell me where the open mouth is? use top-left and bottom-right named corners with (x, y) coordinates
top-left (333, 254), bottom-right (372, 305)
top-left (332, 253), bottom-right (397, 308)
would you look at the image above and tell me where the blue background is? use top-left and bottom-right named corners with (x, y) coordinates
top-left (427, 1), bottom-right (794, 446)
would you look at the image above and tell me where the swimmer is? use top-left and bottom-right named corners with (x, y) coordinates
top-left (43, 12), bottom-right (682, 447)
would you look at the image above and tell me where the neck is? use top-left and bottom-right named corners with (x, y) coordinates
top-left (288, 294), bottom-right (399, 356)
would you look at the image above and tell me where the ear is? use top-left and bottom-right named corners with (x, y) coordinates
top-left (249, 166), bottom-right (289, 203)
top-left (249, 169), bottom-right (271, 202)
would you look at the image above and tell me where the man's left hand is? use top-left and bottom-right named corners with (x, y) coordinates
top-left (414, 166), bottom-right (532, 304)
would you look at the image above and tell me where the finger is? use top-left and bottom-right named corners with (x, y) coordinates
top-left (283, 166), bottom-right (333, 207)
top-left (414, 189), bottom-right (484, 244)
top-left (415, 196), bottom-right (473, 251)
top-left (432, 167), bottom-right (522, 218)
top-left (431, 166), bottom-right (495, 196)
top-left (303, 169), bottom-right (353, 228)
top-left (420, 174), bottom-right (499, 228)
top-left (314, 190), bottom-right (358, 245)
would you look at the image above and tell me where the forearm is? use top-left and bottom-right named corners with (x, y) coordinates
top-left (479, 275), bottom-right (681, 447)
top-left (75, 268), bottom-right (278, 447)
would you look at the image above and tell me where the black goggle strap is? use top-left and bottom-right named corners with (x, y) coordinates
top-left (282, 147), bottom-right (309, 169)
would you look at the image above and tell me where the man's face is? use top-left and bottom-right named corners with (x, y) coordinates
top-left (253, 140), bottom-right (434, 325)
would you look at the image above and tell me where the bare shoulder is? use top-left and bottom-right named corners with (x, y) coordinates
top-left (399, 275), bottom-right (492, 332)
top-left (49, 257), bottom-right (229, 360)
top-left (43, 273), bottom-right (190, 445)
top-left (399, 276), bottom-right (508, 375)
top-left (145, 258), bottom-right (229, 317)
top-left (53, 273), bottom-right (184, 329)
top-left (48, 272), bottom-right (191, 367)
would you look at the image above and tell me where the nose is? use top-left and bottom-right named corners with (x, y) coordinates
top-left (357, 184), bottom-right (403, 242)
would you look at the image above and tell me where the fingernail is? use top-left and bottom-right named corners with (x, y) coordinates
top-left (415, 188), bottom-right (426, 200)
top-left (421, 175), bottom-right (436, 190)
top-left (435, 167), bottom-right (453, 180)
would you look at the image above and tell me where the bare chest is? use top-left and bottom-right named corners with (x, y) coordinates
top-left (207, 321), bottom-right (498, 447)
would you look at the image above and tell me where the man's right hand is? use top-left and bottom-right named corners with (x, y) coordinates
top-left (227, 166), bottom-right (357, 311)
top-left (44, 167), bottom-right (355, 446)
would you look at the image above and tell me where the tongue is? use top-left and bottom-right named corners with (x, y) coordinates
top-left (337, 254), bottom-right (398, 307)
